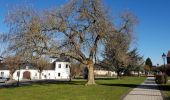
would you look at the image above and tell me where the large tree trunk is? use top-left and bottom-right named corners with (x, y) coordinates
top-left (116, 71), bottom-right (119, 79)
top-left (138, 71), bottom-right (140, 77)
top-left (9, 74), bottom-right (13, 80)
top-left (9, 72), bottom-right (14, 80)
top-left (86, 61), bottom-right (95, 85)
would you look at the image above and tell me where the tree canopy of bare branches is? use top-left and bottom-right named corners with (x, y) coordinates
top-left (103, 11), bottom-right (138, 78)
top-left (3, 0), bottom-right (138, 85)
top-left (4, 6), bottom-right (53, 61)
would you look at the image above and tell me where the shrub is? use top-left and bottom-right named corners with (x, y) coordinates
top-left (164, 74), bottom-right (168, 84)
top-left (155, 74), bottom-right (167, 84)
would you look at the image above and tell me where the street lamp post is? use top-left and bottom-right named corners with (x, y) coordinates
top-left (17, 66), bottom-right (21, 87)
top-left (162, 53), bottom-right (167, 84)
top-left (162, 53), bottom-right (166, 72)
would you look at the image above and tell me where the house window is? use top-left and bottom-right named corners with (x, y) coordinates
top-left (66, 64), bottom-right (68, 68)
top-left (58, 73), bottom-right (60, 77)
top-left (44, 75), bottom-right (47, 79)
top-left (1, 72), bottom-right (4, 77)
top-left (49, 73), bottom-right (50, 76)
top-left (35, 73), bottom-right (37, 76)
top-left (26, 66), bottom-right (29, 69)
top-left (58, 64), bottom-right (61, 68)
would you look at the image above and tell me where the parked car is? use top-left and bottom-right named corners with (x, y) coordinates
top-left (0, 77), bottom-right (7, 83)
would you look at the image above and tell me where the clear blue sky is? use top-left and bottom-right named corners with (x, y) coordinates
top-left (0, 0), bottom-right (170, 65)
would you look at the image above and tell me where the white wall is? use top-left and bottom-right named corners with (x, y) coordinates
top-left (0, 61), bottom-right (71, 80)
top-left (55, 62), bottom-right (70, 79)
top-left (13, 70), bottom-right (39, 80)
top-left (0, 70), bottom-right (10, 78)
top-left (94, 70), bottom-right (117, 76)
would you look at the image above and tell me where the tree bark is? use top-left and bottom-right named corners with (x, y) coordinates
top-left (9, 73), bottom-right (13, 80)
top-left (138, 71), bottom-right (140, 77)
top-left (86, 61), bottom-right (95, 85)
top-left (116, 71), bottom-right (119, 79)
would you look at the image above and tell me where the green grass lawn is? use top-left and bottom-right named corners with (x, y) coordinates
top-left (161, 77), bottom-right (170, 99)
top-left (0, 77), bottom-right (145, 100)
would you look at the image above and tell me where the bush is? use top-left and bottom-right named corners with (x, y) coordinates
top-left (155, 74), bottom-right (167, 84)
top-left (164, 74), bottom-right (168, 84)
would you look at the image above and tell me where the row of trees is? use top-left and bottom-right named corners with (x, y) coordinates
top-left (102, 47), bottom-right (144, 78)
top-left (0, 0), bottom-right (143, 85)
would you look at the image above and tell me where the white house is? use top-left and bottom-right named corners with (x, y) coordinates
top-left (0, 57), bottom-right (71, 81)
top-left (94, 70), bottom-right (117, 76)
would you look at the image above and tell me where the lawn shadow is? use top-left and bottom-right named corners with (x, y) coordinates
top-left (35, 80), bottom-right (86, 86)
top-left (99, 83), bottom-right (161, 90)
top-left (158, 84), bottom-right (170, 100)
top-left (27, 79), bottom-right (87, 87)
top-left (164, 97), bottom-right (170, 100)
top-left (0, 79), bottom-right (87, 88)
top-left (158, 85), bottom-right (170, 92)
top-left (95, 77), bottom-right (117, 80)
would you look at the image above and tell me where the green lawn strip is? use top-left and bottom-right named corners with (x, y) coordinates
top-left (160, 77), bottom-right (170, 99)
top-left (0, 77), bottom-right (145, 100)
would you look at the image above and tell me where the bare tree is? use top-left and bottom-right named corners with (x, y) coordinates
top-left (4, 6), bottom-right (52, 79)
top-left (4, 6), bottom-right (52, 61)
top-left (31, 58), bottom-right (49, 79)
top-left (103, 11), bottom-right (138, 78)
top-left (3, 1), bottom-right (138, 85)
top-left (70, 63), bottom-right (84, 78)
top-left (4, 55), bottom-right (22, 80)
top-left (127, 48), bottom-right (144, 76)
top-left (43, 0), bottom-right (114, 85)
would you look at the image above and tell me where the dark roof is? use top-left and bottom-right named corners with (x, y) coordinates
top-left (26, 63), bottom-right (55, 70)
top-left (54, 57), bottom-right (70, 62)
top-left (0, 63), bottom-right (8, 70)
top-left (0, 62), bottom-right (55, 70)
top-left (167, 51), bottom-right (170, 57)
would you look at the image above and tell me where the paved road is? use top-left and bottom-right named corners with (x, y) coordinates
top-left (123, 77), bottom-right (163, 100)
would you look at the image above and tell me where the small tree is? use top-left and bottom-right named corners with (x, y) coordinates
top-left (4, 56), bottom-right (22, 80)
top-left (32, 58), bottom-right (49, 79)
top-left (70, 63), bottom-right (83, 78)
top-left (127, 48), bottom-right (144, 76)
top-left (145, 57), bottom-right (153, 70)
top-left (103, 12), bottom-right (137, 78)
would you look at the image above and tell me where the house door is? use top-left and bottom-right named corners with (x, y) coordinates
top-left (23, 71), bottom-right (31, 79)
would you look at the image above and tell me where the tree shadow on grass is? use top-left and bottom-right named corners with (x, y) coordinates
top-left (158, 85), bottom-right (170, 100)
top-left (95, 77), bottom-right (117, 80)
top-left (34, 80), bottom-right (86, 86)
top-left (99, 83), bottom-right (161, 90)
top-left (0, 79), bottom-right (87, 88)
top-left (98, 77), bottom-right (164, 90)
top-left (25, 79), bottom-right (87, 87)
top-left (159, 85), bottom-right (170, 92)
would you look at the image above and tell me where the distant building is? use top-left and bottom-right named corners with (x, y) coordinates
top-left (167, 51), bottom-right (170, 64)
top-left (93, 64), bottom-right (117, 77)
top-left (160, 51), bottom-right (170, 76)
top-left (0, 57), bottom-right (71, 80)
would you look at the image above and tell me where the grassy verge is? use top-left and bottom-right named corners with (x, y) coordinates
top-left (160, 77), bottom-right (170, 100)
top-left (0, 77), bottom-right (145, 100)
